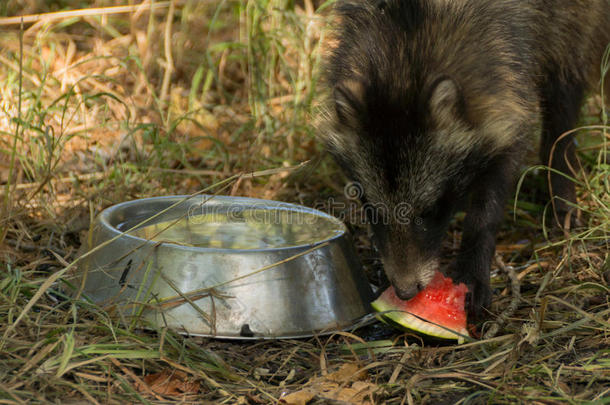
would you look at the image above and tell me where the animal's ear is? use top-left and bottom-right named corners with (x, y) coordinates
top-left (427, 76), bottom-right (465, 127)
top-left (333, 80), bottom-right (365, 128)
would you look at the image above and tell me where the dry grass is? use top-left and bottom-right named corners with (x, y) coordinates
top-left (0, 1), bottom-right (608, 404)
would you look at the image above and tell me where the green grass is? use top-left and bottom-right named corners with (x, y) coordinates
top-left (0, 1), bottom-right (609, 403)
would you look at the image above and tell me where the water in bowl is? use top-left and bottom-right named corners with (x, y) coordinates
top-left (128, 208), bottom-right (344, 249)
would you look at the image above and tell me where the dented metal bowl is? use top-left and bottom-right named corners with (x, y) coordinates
top-left (71, 195), bottom-right (373, 339)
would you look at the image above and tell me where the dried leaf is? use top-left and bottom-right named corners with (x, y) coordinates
top-left (280, 389), bottom-right (316, 405)
top-left (319, 381), bottom-right (376, 404)
top-left (325, 363), bottom-right (368, 383)
top-left (135, 370), bottom-right (200, 396)
top-left (287, 364), bottom-right (377, 405)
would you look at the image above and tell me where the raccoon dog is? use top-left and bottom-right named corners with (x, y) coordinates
top-left (321, 0), bottom-right (610, 320)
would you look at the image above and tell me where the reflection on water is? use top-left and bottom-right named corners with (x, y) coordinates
top-left (129, 209), bottom-right (343, 249)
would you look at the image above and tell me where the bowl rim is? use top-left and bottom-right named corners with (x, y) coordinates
top-left (97, 195), bottom-right (349, 254)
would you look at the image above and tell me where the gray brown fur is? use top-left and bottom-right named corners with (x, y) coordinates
top-left (319, 0), bottom-right (610, 320)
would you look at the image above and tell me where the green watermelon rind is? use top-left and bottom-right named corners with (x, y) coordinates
top-left (371, 297), bottom-right (469, 343)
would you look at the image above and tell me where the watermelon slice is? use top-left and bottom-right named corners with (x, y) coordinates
top-left (371, 271), bottom-right (470, 343)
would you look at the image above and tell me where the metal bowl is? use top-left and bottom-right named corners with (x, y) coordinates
top-left (71, 195), bottom-right (373, 339)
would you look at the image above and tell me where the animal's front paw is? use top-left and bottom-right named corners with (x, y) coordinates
top-left (446, 263), bottom-right (491, 323)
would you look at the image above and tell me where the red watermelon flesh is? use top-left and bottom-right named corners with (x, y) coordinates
top-left (371, 271), bottom-right (470, 342)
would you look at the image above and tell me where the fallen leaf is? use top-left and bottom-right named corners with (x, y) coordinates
top-left (281, 363), bottom-right (377, 405)
top-left (280, 389), bottom-right (316, 405)
top-left (325, 363), bottom-right (368, 383)
top-left (317, 381), bottom-right (377, 404)
top-left (135, 370), bottom-right (200, 396)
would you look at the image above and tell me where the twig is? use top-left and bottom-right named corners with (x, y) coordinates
top-left (500, 261), bottom-right (549, 296)
top-left (0, 172), bottom-right (106, 194)
top-left (482, 255), bottom-right (521, 339)
top-left (389, 350), bottom-right (411, 385)
top-left (0, 2), bottom-right (173, 26)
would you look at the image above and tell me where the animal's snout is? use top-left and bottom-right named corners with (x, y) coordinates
top-left (393, 282), bottom-right (425, 301)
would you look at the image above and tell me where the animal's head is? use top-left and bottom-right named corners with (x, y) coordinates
top-left (325, 75), bottom-right (478, 299)
top-left (319, 0), bottom-right (529, 298)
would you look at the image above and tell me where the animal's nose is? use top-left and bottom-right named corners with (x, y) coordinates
top-left (393, 282), bottom-right (424, 301)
